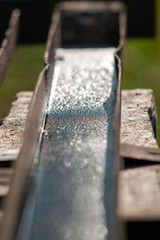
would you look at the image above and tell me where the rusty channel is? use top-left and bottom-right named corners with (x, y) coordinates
top-left (0, 2), bottom-right (126, 240)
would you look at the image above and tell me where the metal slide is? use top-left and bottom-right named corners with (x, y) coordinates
top-left (0, 2), bottom-right (126, 240)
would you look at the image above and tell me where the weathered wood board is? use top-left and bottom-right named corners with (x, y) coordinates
top-left (0, 92), bottom-right (32, 154)
top-left (120, 89), bottom-right (158, 148)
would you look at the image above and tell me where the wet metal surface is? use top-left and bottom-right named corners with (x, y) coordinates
top-left (17, 48), bottom-right (117, 240)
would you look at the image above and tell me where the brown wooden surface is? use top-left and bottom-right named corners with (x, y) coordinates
top-left (120, 89), bottom-right (158, 148)
top-left (0, 168), bottom-right (13, 198)
top-left (119, 91), bottom-right (160, 222)
top-left (118, 164), bottom-right (160, 221)
top-left (120, 143), bottom-right (160, 163)
top-left (0, 92), bottom-right (32, 153)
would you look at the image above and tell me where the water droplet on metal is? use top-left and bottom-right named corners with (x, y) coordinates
top-left (64, 159), bottom-right (72, 167)
top-left (95, 165), bottom-right (103, 173)
top-left (57, 225), bottom-right (72, 239)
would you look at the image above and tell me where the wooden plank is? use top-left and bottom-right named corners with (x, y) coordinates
top-left (0, 168), bottom-right (13, 197)
top-left (0, 92), bottom-right (32, 154)
top-left (120, 89), bottom-right (158, 148)
top-left (119, 89), bottom-right (160, 222)
top-left (120, 143), bottom-right (160, 163)
top-left (0, 152), bottom-right (18, 162)
top-left (118, 164), bottom-right (160, 221)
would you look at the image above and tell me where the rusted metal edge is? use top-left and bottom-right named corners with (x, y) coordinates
top-left (0, 66), bottom-right (52, 240)
top-left (0, 3), bottom-right (59, 235)
top-left (0, 9), bottom-right (20, 87)
top-left (44, 7), bottom-right (61, 65)
top-left (55, 1), bottom-right (126, 12)
top-left (107, 4), bottom-right (126, 240)
top-left (0, 2), bottom-right (126, 240)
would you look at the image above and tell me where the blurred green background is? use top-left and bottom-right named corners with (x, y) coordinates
top-left (0, 0), bottom-right (160, 143)
top-left (0, 44), bottom-right (46, 119)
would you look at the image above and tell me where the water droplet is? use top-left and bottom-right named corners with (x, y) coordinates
top-left (96, 225), bottom-right (108, 238)
top-left (96, 165), bottom-right (102, 173)
top-left (64, 159), bottom-right (71, 167)
top-left (58, 225), bottom-right (72, 239)
top-left (70, 141), bottom-right (73, 146)
top-left (91, 189), bottom-right (101, 200)
top-left (77, 226), bottom-right (90, 239)
top-left (80, 158), bottom-right (89, 168)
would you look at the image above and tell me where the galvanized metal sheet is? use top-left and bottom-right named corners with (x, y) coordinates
top-left (17, 48), bottom-right (117, 240)
top-left (0, 3), bottom-right (126, 240)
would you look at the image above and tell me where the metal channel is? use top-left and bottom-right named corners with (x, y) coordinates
top-left (0, 9), bottom-right (20, 87)
top-left (0, 2), bottom-right (126, 240)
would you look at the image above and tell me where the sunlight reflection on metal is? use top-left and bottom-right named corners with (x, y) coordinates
top-left (17, 48), bottom-right (117, 240)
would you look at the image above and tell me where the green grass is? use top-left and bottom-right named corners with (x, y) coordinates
top-left (0, 44), bottom-right (45, 118)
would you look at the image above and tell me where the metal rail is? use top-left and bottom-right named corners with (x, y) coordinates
top-left (0, 2), bottom-right (126, 240)
top-left (0, 9), bottom-right (20, 87)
